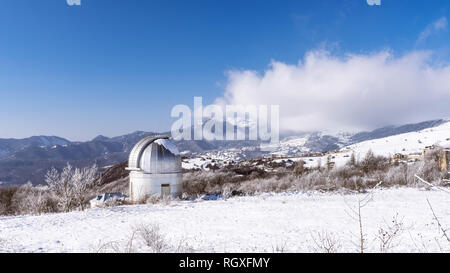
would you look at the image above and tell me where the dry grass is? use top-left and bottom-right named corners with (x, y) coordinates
top-left (182, 152), bottom-right (446, 197)
top-left (0, 184), bottom-right (58, 216)
top-left (91, 222), bottom-right (193, 253)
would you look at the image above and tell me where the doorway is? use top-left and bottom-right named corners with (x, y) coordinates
top-left (161, 184), bottom-right (171, 197)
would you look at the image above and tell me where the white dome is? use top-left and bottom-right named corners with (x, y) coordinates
top-left (127, 136), bottom-right (181, 174)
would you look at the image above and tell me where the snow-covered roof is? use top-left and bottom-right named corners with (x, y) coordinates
top-left (154, 138), bottom-right (180, 155)
top-left (127, 135), bottom-right (181, 174)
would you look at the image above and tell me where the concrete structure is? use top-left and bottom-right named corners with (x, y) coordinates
top-left (126, 135), bottom-right (182, 202)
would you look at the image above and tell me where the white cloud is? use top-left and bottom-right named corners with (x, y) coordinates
top-left (366, 0), bottom-right (381, 6)
top-left (216, 49), bottom-right (450, 133)
top-left (417, 17), bottom-right (447, 44)
top-left (66, 0), bottom-right (81, 6)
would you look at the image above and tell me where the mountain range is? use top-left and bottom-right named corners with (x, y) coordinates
top-left (0, 119), bottom-right (447, 186)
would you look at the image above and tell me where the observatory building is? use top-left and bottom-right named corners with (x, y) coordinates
top-left (126, 135), bottom-right (182, 202)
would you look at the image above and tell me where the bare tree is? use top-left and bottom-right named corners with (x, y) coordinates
top-left (72, 165), bottom-right (98, 210)
top-left (45, 164), bottom-right (75, 212)
top-left (344, 181), bottom-right (382, 253)
top-left (45, 163), bottom-right (98, 212)
top-left (427, 198), bottom-right (450, 243)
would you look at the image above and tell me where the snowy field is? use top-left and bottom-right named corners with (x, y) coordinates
top-left (0, 187), bottom-right (449, 253)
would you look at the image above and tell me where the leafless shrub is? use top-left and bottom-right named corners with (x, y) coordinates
top-left (145, 194), bottom-right (161, 204)
top-left (331, 165), bottom-right (364, 180)
top-left (0, 202), bottom-right (6, 216)
top-left (221, 183), bottom-right (233, 199)
top-left (124, 229), bottom-right (137, 253)
top-left (93, 230), bottom-right (138, 253)
top-left (383, 165), bottom-right (408, 186)
top-left (271, 240), bottom-right (288, 253)
top-left (0, 237), bottom-right (15, 253)
top-left (134, 223), bottom-right (168, 253)
top-left (293, 160), bottom-right (305, 176)
top-left (0, 187), bottom-right (19, 215)
top-left (92, 240), bottom-right (122, 253)
top-left (377, 214), bottom-right (404, 252)
top-left (12, 184), bottom-right (59, 215)
top-left (91, 225), bottom-right (193, 253)
top-left (411, 160), bottom-right (442, 185)
top-left (174, 236), bottom-right (195, 253)
top-left (144, 194), bottom-right (171, 205)
top-left (359, 150), bottom-right (390, 174)
top-left (295, 170), bottom-right (328, 190)
top-left (310, 230), bottom-right (342, 253)
top-left (182, 171), bottom-right (243, 195)
top-left (238, 175), bottom-right (294, 194)
top-left (0, 184), bottom-right (58, 216)
top-left (408, 231), bottom-right (430, 253)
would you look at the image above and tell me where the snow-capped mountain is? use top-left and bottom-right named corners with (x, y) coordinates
top-left (0, 136), bottom-right (71, 158)
top-left (0, 119), bottom-right (447, 186)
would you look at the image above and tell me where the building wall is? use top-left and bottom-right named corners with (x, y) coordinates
top-left (440, 150), bottom-right (449, 172)
top-left (129, 171), bottom-right (182, 202)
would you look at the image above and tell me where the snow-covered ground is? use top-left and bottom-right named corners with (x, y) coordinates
top-left (1, 187), bottom-right (449, 253)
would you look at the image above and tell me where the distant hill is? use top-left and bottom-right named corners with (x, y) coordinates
top-left (0, 136), bottom-right (71, 158)
top-left (349, 119), bottom-right (447, 144)
top-left (0, 119), bottom-right (446, 186)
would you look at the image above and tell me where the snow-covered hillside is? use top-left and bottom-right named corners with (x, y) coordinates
top-left (346, 121), bottom-right (450, 158)
top-left (0, 188), bottom-right (448, 253)
top-left (272, 121), bottom-right (450, 169)
top-left (182, 120), bottom-right (450, 171)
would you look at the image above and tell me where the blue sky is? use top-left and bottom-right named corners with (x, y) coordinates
top-left (0, 0), bottom-right (449, 140)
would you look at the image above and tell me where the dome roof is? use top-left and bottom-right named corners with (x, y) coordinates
top-left (127, 136), bottom-right (181, 174)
